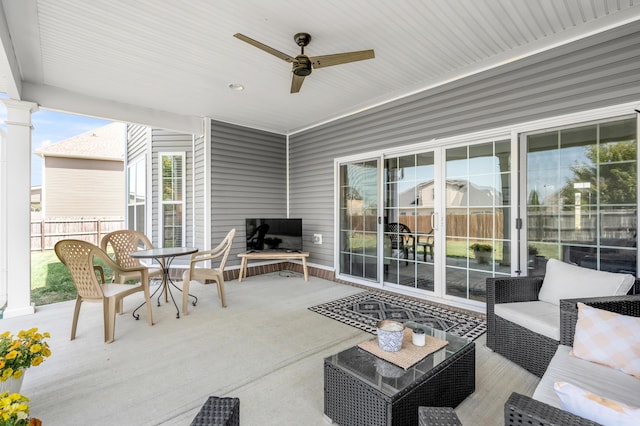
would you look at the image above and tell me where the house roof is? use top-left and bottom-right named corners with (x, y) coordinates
top-left (1, 1), bottom-right (640, 135)
top-left (34, 122), bottom-right (125, 161)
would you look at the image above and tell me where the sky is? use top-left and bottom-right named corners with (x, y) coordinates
top-left (0, 101), bottom-right (111, 186)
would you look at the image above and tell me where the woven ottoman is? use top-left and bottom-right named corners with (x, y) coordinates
top-left (190, 396), bottom-right (240, 426)
top-left (418, 407), bottom-right (462, 426)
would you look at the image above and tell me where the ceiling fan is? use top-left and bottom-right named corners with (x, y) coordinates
top-left (234, 32), bottom-right (375, 93)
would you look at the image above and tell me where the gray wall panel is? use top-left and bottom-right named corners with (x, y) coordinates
top-left (127, 124), bottom-right (147, 161)
top-left (289, 21), bottom-right (640, 269)
top-left (193, 134), bottom-right (205, 249)
top-left (210, 120), bottom-right (286, 266)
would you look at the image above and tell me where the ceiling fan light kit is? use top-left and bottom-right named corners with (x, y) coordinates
top-left (234, 32), bottom-right (374, 93)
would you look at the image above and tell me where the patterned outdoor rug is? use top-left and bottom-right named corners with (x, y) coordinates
top-left (309, 291), bottom-right (486, 341)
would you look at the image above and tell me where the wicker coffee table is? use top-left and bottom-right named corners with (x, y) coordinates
top-left (324, 322), bottom-right (475, 426)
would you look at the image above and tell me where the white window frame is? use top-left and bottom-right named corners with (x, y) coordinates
top-left (127, 158), bottom-right (146, 232)
top-left (158, 152), bottom-right (186, 248)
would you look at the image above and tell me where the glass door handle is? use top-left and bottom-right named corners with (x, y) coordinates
top-left (431, 212), bottom-right (438, 230)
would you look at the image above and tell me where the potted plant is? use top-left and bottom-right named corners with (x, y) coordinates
top-left (0, 329), bottom-right (51, 394)
top-left (0, 391), bottom-right (42, 425)
top-left (470, 243), bottom-right (493, 264)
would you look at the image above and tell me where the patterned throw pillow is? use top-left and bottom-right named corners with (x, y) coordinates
top-left (571, 302), bottom-right (640, 378)
top-left (554, 381), bottom-right (640, 426)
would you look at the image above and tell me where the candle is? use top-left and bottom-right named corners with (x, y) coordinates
top-left (412, 328), bottom-right (425, 347)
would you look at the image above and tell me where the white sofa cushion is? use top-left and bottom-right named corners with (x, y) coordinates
top-left (538, 258), bottom-right (635, 306)
top-left (494, 300), bottom-right (559, 340)
top-left (572, 303), bottom-right (640, 378)
top-left (554, 381), bottom-right (640, 426)
top-left (533, 345), bottom-right (640, 411)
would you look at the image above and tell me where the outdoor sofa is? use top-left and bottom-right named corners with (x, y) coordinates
top-left (504, 294), bottom-right (640, 425)
top-left (486, 259), bottom-right (639, 377)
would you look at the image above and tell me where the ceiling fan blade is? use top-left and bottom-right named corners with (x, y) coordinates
top-left (310, 50), bottom-right (375, 69)
top-left (234, 33), bottom-right (294, 63)
top-left (291, 74), bottom-right (305, 93)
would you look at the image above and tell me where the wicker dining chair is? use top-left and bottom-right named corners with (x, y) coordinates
top-left (182, 229), bottom-right (236, 315)
top-left (55, 239), bottom-right (154, 343)
top-left (101, 229), bottom-right (162, 283)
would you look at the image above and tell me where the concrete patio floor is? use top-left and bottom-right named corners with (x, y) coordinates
top-left (2, 272), bottom-right (537, 425)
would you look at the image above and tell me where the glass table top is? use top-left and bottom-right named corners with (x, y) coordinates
top-left (325, 322), bottom-right (473, 397)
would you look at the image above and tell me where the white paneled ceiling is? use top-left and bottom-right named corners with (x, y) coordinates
top-left (1, 0), bottom-right (640, 134)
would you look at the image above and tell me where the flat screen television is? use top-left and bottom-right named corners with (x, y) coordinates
top-left (245, 218), bottom-right (303, 252)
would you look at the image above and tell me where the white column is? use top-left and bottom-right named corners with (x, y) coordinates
top-left (1, 99), bottom-right (38, 318)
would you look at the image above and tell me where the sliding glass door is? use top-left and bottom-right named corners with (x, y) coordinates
top-left (525, 117), bottom-right (638, 276)
top-left (383, 152), bottom-right (436, 292)
top-left (338, 159), bottom-right (380, 281)
top-left (444, 141), bottom-right (512, 303)
top-left (338, 142), bottom-right (513, 306)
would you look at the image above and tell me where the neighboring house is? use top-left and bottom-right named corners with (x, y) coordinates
top-left (30, 186), bottom-right (41, 212)
top-left (34, 123), bottom-right (126, 219)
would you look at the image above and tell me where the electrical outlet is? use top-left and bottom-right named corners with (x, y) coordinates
top-left (313, 233), bottom-right (322, 244)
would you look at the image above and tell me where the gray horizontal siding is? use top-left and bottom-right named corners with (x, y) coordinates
top-left (289, 20), bottom-right (640, 269)
top-left (127, 124), bottom-right (147, 161)
top-left (210, 120), bottom-right (286, 266)
top-left (193, 134), bottom-right (206, 249)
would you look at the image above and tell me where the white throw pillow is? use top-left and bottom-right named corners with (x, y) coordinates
top-left (571, 302), bottom-right (640, 378)
top-left (554, 381), bottom-right (640, 426)
top-left (538, 258), bottom-right (635, 306)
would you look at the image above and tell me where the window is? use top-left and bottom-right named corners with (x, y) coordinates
top-left (525, 117), bottom-right (637, 276)
top-left (160, 153), bottom-right (185, 248)
top-left (127, 159), bottom-right (145, 232)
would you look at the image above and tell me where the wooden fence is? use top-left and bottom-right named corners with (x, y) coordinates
top-left (30, 217), bottom-right (125, 251)
top-left (347, 213), bottom-right (502, 239)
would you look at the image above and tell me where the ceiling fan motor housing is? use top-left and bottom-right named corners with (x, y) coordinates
top-left (293, 55), bottom-right (312, 76)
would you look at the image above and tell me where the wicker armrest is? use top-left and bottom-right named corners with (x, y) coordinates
top-left (486, 276), bottom-right (544, 351)
top-left (487, 276), bottom-right (544, 305)
top-left (559, 295), bottom-right (640, 346)
top-left (504, 392), bottom-right (600, 426)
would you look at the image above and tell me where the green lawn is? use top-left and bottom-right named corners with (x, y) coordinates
top-left (349, 234), bottom-right (505, 261)
top-left (31, 250), bottom-right (114, 306)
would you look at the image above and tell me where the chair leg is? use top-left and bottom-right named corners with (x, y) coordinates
top-left (217, 279), bottom-right (227, 308)
top-left (182, 278), bottom-right (191, 315)
top-left (104, 297), bottom-right (117, 343)
top-left (70, 297), bottom-right (83, 340)
top-left (144, 285), bottom-right (154, 326)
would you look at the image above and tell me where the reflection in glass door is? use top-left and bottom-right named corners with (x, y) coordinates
top-left (383, 153), bottom-right (435, 291)
top-left (444, 141), bottom-right (512, 303)
top-left (525, 117), bottom-right (637, 276)
top-left (339, 160), bottom-right (379, 281)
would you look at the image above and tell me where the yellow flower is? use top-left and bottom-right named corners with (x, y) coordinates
top-left (0, 328), bottom-right (52, 378)
top-left (0, 391), bottom-right (30, 423)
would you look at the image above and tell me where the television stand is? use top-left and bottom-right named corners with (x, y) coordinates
top-left (237, 250), bottom-right (309, 283)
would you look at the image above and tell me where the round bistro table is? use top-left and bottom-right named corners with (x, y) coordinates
top-left (130, 247), bottom-right (198, 319)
